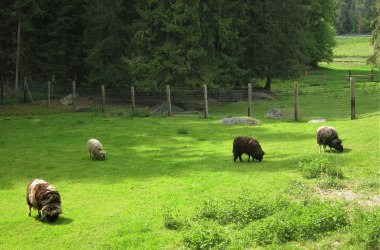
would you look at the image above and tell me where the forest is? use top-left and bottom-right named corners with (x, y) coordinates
top-left (0, 0), bottom-right (378, 91)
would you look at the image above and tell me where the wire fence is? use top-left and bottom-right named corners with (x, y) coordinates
top-left (0, 78), bottom-right (379, 121)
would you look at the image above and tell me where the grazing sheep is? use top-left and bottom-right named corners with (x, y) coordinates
top-left (316, 126), bottom-right (343, 153)
top-left (27, 179), bottom-right (62, 222)
top-left (87, 138), bottom-right (106, 160)
top-left (233, 136), bottom-right (265, 162)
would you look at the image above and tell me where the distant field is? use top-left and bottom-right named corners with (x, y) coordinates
top-left (333, 36), bottom-right (374, 65)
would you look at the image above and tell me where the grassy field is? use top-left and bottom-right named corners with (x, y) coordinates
top-left (0, 36), bottom-right (379, 249)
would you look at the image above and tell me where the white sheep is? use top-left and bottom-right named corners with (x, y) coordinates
top-left (316, 126), bottom-right (343, 153)
top-left (87, 138), bottom-right (106, 160)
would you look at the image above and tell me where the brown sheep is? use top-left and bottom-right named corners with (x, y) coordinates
top-left (316, 126), bottom-right (343, 153)
top-left (27, 179), bottom-right (62, 222)
top-left (233, 136), bottom-right (265, 162)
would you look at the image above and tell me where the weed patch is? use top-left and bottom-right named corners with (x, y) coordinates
top-left (183, 222), bottom-right (230, 250)
top-left (245, 202), bottom-right (349, 245)
top-left (299, 157), bottom-right (344, 179)
top-left (348, 209), bottom-right (380, 250)
top-left (196, 196), bottom-right (274, 228)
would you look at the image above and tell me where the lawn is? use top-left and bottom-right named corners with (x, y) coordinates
top-left (0, 36), bottom-right (379, 249)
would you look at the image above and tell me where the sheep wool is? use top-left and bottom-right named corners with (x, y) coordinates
top-left (87, 138), bottom-right (106, 160)
top-left (233, 136), bottom-right (265, 162)
top-left (27, 179), bottom-right (62, 222)
top-left (316, 126), bottom-right (343, 153)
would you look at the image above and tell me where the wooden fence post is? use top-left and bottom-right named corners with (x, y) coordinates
top-left (47, 81), bottom-right (51, 107)
top-left (166, 85), bottom-right (172, 116)
top-left (203, 84), bottom-right (208, 118)
top-left (350, 77), bottom-right (356, 120)
top-left (248, 83), bottom-right (252, 117)
top-left (101, 85), bottom-right (105, 113)
top-left (72, 80), bottom-right (76, 111)
top-left (131, 86), bottom-right (135, 111)
top-left (294, 82), bottom-right (299, 121)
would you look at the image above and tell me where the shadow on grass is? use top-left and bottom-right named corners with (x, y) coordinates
top-left (32, 215), bottom-right (73, 225)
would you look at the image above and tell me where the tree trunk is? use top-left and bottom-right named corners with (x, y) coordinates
top-left (15, 13), bottom-right (21, 90)
top-left (264, 75), bottom-right (272, 91)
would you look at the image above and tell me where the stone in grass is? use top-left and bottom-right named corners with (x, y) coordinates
top-left (222, 116), bottom-right (261, 125)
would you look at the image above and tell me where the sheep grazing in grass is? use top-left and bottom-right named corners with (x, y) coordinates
top-left (27, 179), bottom-right (62, 222)
top-left (233, 136), bottom-right (265, 162)
top-left (87, 138), bottom-right (106, 160)
top-left (316, 126), bottom-right (343, 153)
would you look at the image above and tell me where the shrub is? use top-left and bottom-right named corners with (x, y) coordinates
top-left (183, 222), bottom-right (230, 249)
top-left (299, 157), bottom-right (344, 179)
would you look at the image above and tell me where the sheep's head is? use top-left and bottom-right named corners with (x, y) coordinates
top-left (96, 150), bottom-right (106, 160)
top-left (253, 150), bottom-right (265, 162)
top-left (331, 139), bottom-right (343, 152)
top-left (41, 204), bottom-right (62, 222)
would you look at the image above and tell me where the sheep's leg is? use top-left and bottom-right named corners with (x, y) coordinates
top-left (318, 144), bottom-right (321, 153)
top-left (28, 206), bottom-right (32, 216)
top-left (238, 154), bottom-right (242, 162)
top-left (38, 211), bottom-right (41, 217)
top-left (233, 154), bottom-right (238, 162)
top-left (322, 145), bottom-right (326, 153)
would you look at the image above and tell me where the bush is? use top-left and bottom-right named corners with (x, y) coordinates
top-left (299, 157), bottom-right (344, 179)
top-left (183, 222), bottom-right (230, 250)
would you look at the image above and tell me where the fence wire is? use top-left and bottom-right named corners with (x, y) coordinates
top-left (1, 81), bottom-right (379, 121)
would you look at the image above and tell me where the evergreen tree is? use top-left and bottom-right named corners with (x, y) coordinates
top-left (367, 1), bottom-right (379, 67)
top-left (84, 0), bottom-right (135, 87)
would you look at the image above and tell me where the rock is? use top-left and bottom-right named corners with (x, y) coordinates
top-left (265, 108), bottom-right (283, 119)
top-left (61, 94), bottom-right (74, 105)
top-left (308, 118), bottom-right (326, 123)
top-left (222, 116), bottom-right (261, 125)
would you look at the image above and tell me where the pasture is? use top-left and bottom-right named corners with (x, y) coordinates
top-left (0, 36), bottom-right (379, 249)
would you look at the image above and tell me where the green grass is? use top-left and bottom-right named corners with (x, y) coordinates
top-left (0, 36), bottom-right (379, 249)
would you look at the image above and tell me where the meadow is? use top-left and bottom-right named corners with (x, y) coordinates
top-left (0, 36), bottom-right (379, 249)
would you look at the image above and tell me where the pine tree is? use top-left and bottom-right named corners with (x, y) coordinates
top-left (367, 1), bottom-right (380, 67)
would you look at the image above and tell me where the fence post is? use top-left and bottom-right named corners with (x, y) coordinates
top-left (72, 80), bottom-right (76, 111)
top-left (350, 77), bottom-right (356, 120)
top-left (47, 81), bottom-right (51, 107)
top-left (203, 84), bottom-right (208, 118)
top-left (294, 82), bottom-right (299, 121)
top-left (101, 85), bottom-right (106, 113)
top-left (248, 83), bottom-right (252, 117)
top-left (0, 76), bottom-right (4, 105)
top-left (23, 78), bottom-right (27, 104)
top-left (166, 85), bottom-right (172, 116)
top-left (131, 86), bottom-right (135, 111)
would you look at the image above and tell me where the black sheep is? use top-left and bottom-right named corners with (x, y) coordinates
top-left (233, 136), bottom-right (265, 162)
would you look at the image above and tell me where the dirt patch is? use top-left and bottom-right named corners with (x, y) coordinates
top-left (317, 188), bottom-right (380, 207)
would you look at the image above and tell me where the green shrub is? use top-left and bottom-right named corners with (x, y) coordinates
top-left (299, 157), bottom-right (344, 179)
top-left (183, 222), bottom-right (230, 250)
